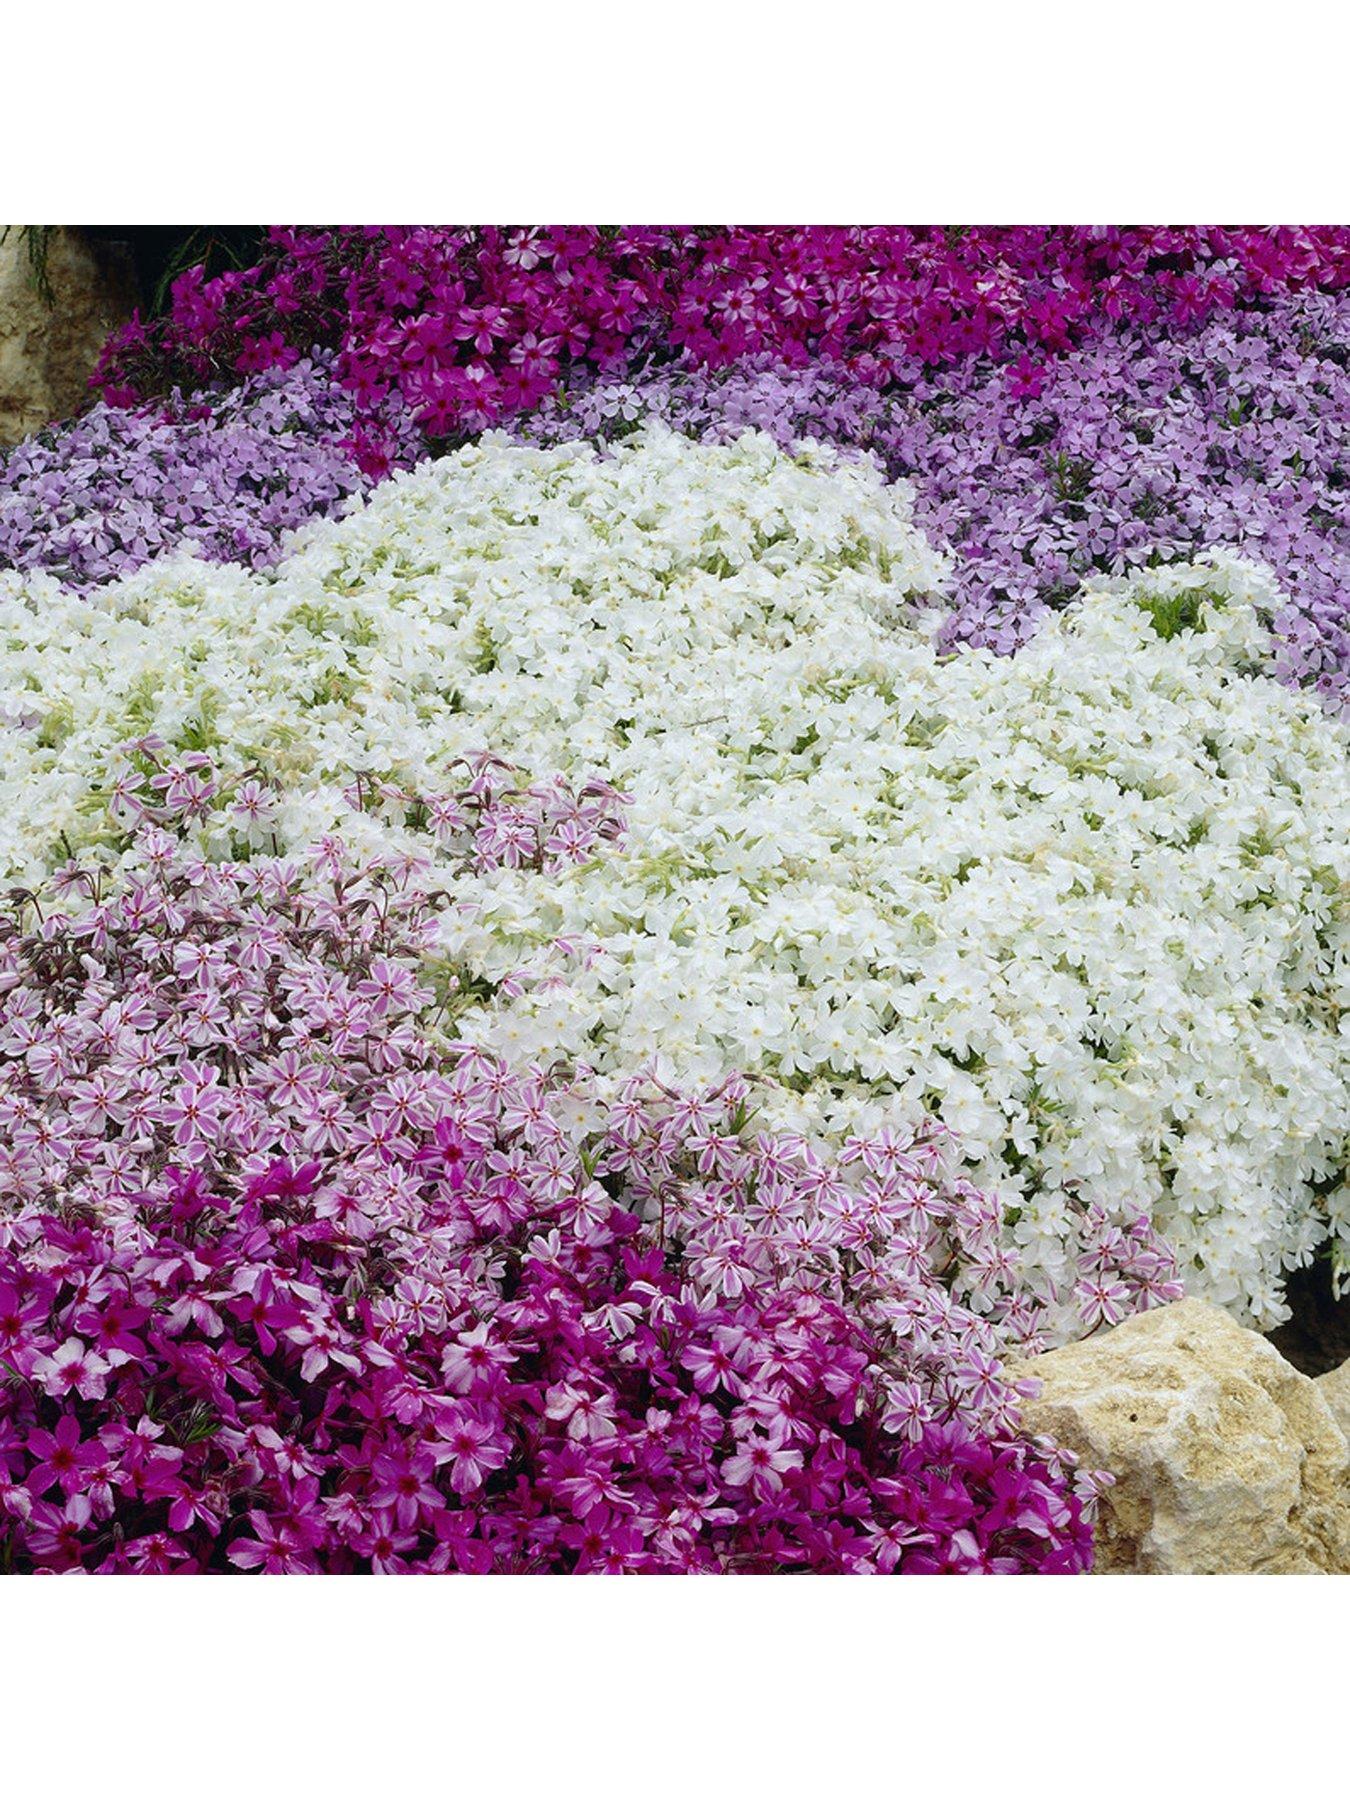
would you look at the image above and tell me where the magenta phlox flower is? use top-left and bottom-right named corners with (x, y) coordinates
top-left (25, 1415), bottom-right (108, 1501)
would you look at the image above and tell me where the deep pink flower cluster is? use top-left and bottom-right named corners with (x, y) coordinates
top-left (94, 227), bottom-right (1350, 445)
top-left (0, 753), bottom-right (1136, 1573)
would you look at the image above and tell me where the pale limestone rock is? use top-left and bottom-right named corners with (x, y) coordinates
top-left (0, 228), bottom-right (134, 444)
top-left (1015, 1299), bottom-right (1350, 1574)
top-left (1317, 1359), bottom-right (1350, 1446)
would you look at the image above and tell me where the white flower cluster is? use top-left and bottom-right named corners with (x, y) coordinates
top-left (2, 427), bottom-right (1347, 1326)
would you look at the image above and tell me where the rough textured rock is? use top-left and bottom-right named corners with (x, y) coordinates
top-left (1015, 1299), bottom-right (1350, 1574)
top-left (1317, 1359), bottom-right (1350, 1446)
top-left (0, 228), bottom-right (134, 445)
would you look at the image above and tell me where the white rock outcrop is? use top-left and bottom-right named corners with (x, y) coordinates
top-left (1317, 1359), bottom-right (1350, 1446)
top-left (1015, 1298), bottom-right (1350, 1574)
top-left (0, 227), bottom-right (134, 444)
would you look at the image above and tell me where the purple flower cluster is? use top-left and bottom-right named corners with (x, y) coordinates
top-left (521, 291), bottom-right (1350, 710)
top-left (0, 796), bottom-right (1109, 1573)
top-left (0, 358), bottom-right (419, 592)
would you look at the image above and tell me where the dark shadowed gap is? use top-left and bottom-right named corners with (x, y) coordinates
top-left (1268, 1261), bottom-right (1350, 1376)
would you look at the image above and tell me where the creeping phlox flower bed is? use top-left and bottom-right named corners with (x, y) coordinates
top-left (0, 759), bottom-right (1110, 1573)
top-left (1, 430), bottom-right (1345, 1340)
top-left (4, 224), bottom-right (1350, 1575)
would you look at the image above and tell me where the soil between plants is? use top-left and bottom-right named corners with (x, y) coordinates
top-left (1267, 1260), bottom-right (1350, 1376)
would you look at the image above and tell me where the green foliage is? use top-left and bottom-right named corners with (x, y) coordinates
top-left (1136, 585), bottom-right (1226, 641)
